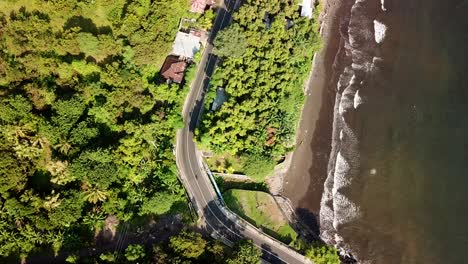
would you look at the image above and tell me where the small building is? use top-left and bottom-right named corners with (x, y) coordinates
top-left (190, 0), bottom-right (211, 14)
top-left (263, 13), bottom-right (273, 30)
top-left (211, 87), bottom-right (227, 111)
top-left (190, 0), bottom-right (215, 14)
top-left (172, 31), bottom-right (201, 59)
top-left (299, 0), bottom-right (313, 18)
top-left (160, 56), bottom-right (188, 84)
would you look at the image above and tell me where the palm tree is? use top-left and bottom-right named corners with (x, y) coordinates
top-left (83, 185), bottom-right (109, 204)
top-left (83, 212), bottom-right (105, 232)
top-left (46, 160), bottom-right (72, 185)
top-left (54, 138), bottom-right (72, 155)
top-left (43, 192), bottom-right (61, 211)
top-left (31, 136), bottom-right (48, 149)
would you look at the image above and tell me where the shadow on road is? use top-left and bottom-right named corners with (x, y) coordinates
top-left (189, 53), bottom-right (218, 132)
top-left (261, 243), bottom-right (284, 264)
top-left (201, 200), bottom-right (247, 242)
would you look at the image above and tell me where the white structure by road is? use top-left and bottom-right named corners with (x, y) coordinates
top-left (299, 0), bottom-right (313, 18)
top-left (172, 32), bottom-right (201, 59)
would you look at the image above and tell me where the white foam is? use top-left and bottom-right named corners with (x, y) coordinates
top-left (381, 0), bottom-right (387, 11)
top-left (374, 20), bottom-right (387, 44)
top-left (354, 90), bottom-right (363, 109)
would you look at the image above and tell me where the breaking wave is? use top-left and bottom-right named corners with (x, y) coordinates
top-left (319, 0), bottom-right (390, 261)
top-left (319, 0), bottom-right (468, 263)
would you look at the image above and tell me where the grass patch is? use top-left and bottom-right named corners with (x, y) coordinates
top-left (242, 155), bottom-right (276, 182)
top-left (223, 190), bottom-right (297, 244)
top-left (205, 152), bottom-right (245, 174)
top-left (205, 153), bottom-right (275, 182)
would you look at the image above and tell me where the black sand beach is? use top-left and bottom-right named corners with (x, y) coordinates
top-left (283, 0), bottom-right (350, 232)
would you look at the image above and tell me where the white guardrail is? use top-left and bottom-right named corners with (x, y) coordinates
top-left (196, 152), bottom-right (312, 264)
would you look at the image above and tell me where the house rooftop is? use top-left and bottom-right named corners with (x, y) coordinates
top-left (190, 0), bottom-right (207, 13)
top-left (160, 56), bottom-right (188, 84)
top-left (172, 31), bottom-right (201, 59)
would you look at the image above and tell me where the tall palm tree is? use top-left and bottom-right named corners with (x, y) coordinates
top-left (54, 138), bottom-right (72, 155)
top-left (43, 192), bottom-right (61, 211)
top-left (83, 185), bottom-right (109, 204)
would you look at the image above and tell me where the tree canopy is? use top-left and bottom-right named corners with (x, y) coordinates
top-left (227, 240), bottom-right (262, 264)
top-left (214, 24), bottom-right (248, 58)
top-left (305, 242), bottom-right (340, 264)
top-left (0, 0), bottom-right (191, 261)
top-left (197, 0), bottom-right (322, 178)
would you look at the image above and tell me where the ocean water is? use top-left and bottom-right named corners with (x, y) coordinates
top-left (319, 0), bottom-right (468, 263)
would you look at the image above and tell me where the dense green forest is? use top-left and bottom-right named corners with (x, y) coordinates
top-left (64, 231), bottom-right (262, 264)
top-left (197, 0), bottom-right (322, 179)
top-left (0, 0), bottom-right (194, 260)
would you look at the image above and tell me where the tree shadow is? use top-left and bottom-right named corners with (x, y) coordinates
top-left (63, 15), bottom-right (112, 35)
top-left (29, 169), bottom-right (52, 195)
top-left (10, 7), bottom-right (50, 22)
top-left (295, 208), bottom-right (320, 241)
top-left (188, 53), bottom-right (217, 132)
top-left (97, 55), bottom-right (122, 67)
top-left (217, 178), bottom-right (269, 193)
top-left (261, 226), bottom-right (293, 245)
top-left (120, 0), bottom-right (133, 20)
top-left (202, 200), bottom-right (247, 243)
top-left (261, 243), bottom-right (283, 264)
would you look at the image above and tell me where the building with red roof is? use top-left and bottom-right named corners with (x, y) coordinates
top-left (190, 0), bottom-right (207, 13)
top-left (160, 56), bottom-right (188, 84)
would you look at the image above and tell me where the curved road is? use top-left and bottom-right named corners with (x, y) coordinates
top-left (175, 1), bottom-right (312, 263)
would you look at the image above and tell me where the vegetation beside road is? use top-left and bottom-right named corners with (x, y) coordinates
top-left (305, 242), bottom-right (340, 264)
top-left (197, 0), bottom-right (322, 180)
top-left (64, 230), bottom-right (262, 264)
top-left (224, 189), bottom-right (297, 244)
top-left (0, 0), bottom-right (193, 261)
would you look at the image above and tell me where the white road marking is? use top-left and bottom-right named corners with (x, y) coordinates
top-left (183, 130), bottom-right (292, 263)
top-left (177, 0), bottom-right (309, 262)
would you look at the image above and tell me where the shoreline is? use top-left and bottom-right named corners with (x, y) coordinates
top-left (281, 0), bottom-right (344, 232)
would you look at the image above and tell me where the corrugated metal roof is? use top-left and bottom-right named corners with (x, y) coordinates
top-left (172, 32), bottom-right (201, 59)
top-left (300, 0), bottom-right (313, 18)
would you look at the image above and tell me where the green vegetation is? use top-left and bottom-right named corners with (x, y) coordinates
top-left (125, 244), bottom-right (146, 262)
top-left (197, 0), bottom-right (322, 180)
top-left (66, 230), bottom-right (261, 264)
top-left (215, 176), bottom-right (269, 193)
top-left (214, 24), bottom-right (248, 58)
top-left (198, 9), bottom-right (216, 30)
top-left (242, 155), bottom-right (276, 181)
top-left (170, 230), bottom-right (207, 259)
top-left (0, 0), bottom-right (193, 261)
top-left (305, 242), bottom-right (340, 264)
top-left (227, 239), bottom-right (262, 264)
top-left (206, 152), bottom-right (274, 181)
top-left (224, 190), bottom-right (297, 244)
top-left (206, 152), bottom-right (245, 174)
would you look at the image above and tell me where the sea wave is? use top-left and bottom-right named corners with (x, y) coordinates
top-left (319, 0), bottom-right (388, 261)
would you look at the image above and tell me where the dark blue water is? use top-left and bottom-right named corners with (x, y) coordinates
top-left (319, 0), bottom-right (468, 263)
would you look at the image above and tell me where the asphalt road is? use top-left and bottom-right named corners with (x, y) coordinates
top-left (175, 1), bottom-right (312, 263)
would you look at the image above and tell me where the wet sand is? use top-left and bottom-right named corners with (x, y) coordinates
top-left (283, 0), bottom-right (345, 232)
